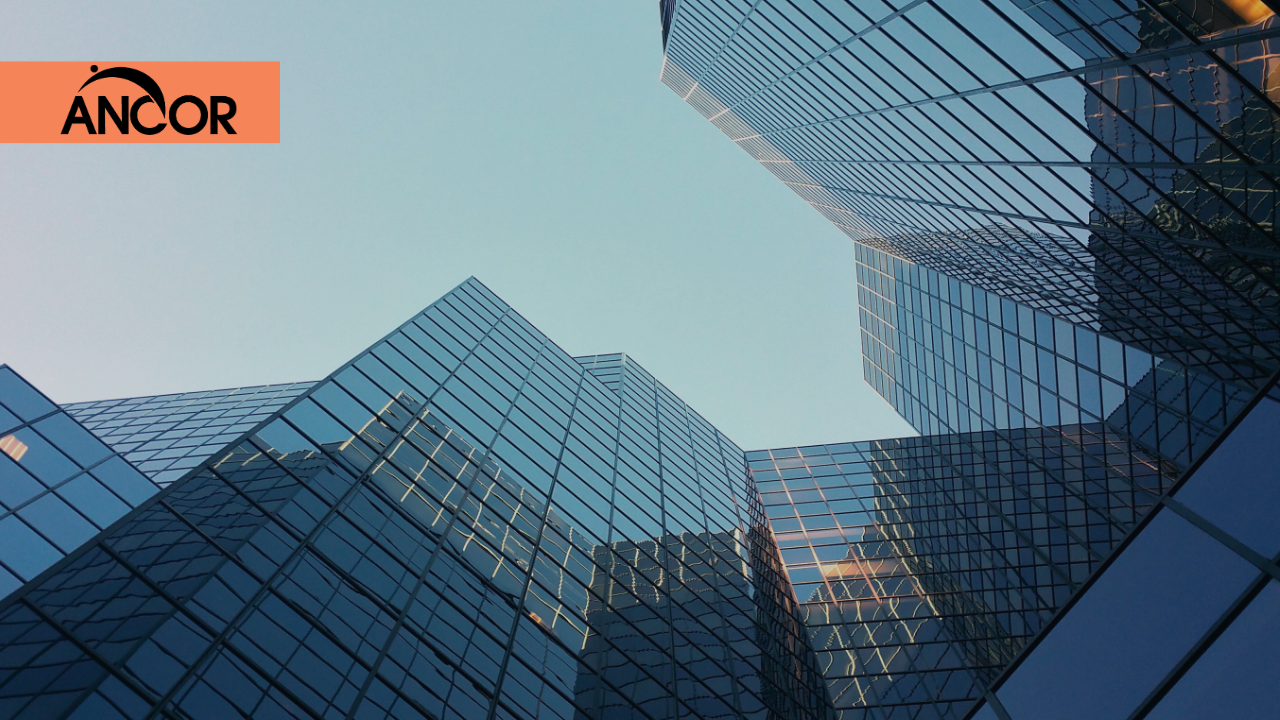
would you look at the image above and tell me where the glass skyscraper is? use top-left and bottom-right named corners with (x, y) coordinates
top-left (659, 0), bottom-right (1278, 389)
top-left (660, 1), bottom-right (1279, 718)
top-left (0, 280), bottom-right (832, 720)
top-left (0, 2), bottom-right (1277, 719)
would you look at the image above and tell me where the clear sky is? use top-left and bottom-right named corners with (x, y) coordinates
top-left (0, 1), bottom-right (916, 450)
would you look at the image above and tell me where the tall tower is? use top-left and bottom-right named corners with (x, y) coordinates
top-left (0, 280), bottom-right (832, 720)
top-left (662, 2), bottom-right (1280, 718)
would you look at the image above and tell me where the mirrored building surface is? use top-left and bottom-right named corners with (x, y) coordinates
top-left (2, 2), bottom-right (1278, 719)
top-left (0, 367), bottom-right (160, 603)
top-left (743, 399), bottom-right (1278, 720)
top-left (984, 386), bottom-right (1280, 720)
top-left (65, 382), bottom-right (316, 486)
top-left (660, 0), bottom-right (1280, 388)
top-left (663, 1), bottom-right (1280, 718)
top-left (0, 280), bottom-right (833, 720)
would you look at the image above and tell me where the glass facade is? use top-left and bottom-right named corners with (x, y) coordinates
top-left (985, 386), bottom-right (1280, 720)
top-left (0, 367), bottom-right (160, 601)
top-left (659, 0), bottom-right (1279, 397)
top-left (1, 3), bottom-right (1277, 719)
top-left (749, 441), bottom-right (994, 720)
top-left (745, 417), bottom-right (1172, 720)
top-left (65, 382), bottom-right (316, 486)
top-left (0, 280), bottom-right (832, 720)
top-left (662, 1), bottom-right (1280, 718)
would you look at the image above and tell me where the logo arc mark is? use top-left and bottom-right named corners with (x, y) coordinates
top-left (79, 66), bottom-right (166, 117)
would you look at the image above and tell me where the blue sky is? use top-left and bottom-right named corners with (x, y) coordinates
top-left (0, 1), bottom-right (915, 449)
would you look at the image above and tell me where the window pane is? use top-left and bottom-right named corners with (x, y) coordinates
top-left (0, 368), bottom-right (56, 421)
top-left (0, 456), bottom-right (44, 510)
top-left (0, 407), bottom-right (19, 436)
top-left (19, 494), bottom-right (97, 552)
top-left (1145, 580), bottom-right (1280, 720)
top-left (57, 475), bottom-right (130, 528)
top-left (996, 511), bottom-right (1258, 720)
top-left (33, 413), bottom-right (111, 468)
top-left (1175, 397), bottom-right (1280, 557)
top-left (0, 515), bottom-right (63, 580)
top-left (5, 428), bottom-right (78, 487)
top-left (91, 456), bottom-right (159, 506)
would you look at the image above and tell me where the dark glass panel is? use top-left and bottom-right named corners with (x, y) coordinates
top-left (1175, 397), bottom-right (1280, 556)
top-left (997, 511), bottom-right (1257, 720)
top-left (0, 455), bottom-right (44, 510)
top-left (19, 493), bottom-right (98, 552)
top-left (0, 407), bottom-right (20, 436)
top-left (5, 427), bottom-right (78, 487)
top-left (0, 368), bottom-right (56, 421)
top-left (90, 457), bottom-right (158, 506)
top-left (0, 515), bottom-right (63, 580)
top-left (32, 413), bottom-right (111, 468)
top-left (1145, 580), bottom-right (1280, 720)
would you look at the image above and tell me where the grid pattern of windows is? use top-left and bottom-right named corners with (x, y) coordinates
top-left (0, 279), bottom-right (832, 720)
top-left (662, 4), bottom-right (1279, 717)
top-left (65, 382), bottom-right (316, 486)
top-left (1, 5), bottom-right (1275, 718)
top-left (750, 441), bottom-right (991, 720)
top-left (975, 381), bottom-right (1280, 720)
top-left (0, 367), bottom-right (159, 602)
top-left (857, 242), bottom-right (1156, 435)
top-left (855, 243), bottom-right (1254, 476)
top-left (747, 414), bottom-right (1184, 720)
top-left (660, 0), bottom-right (1280, 392)
top-left (575, 353), bottom-right (627, 394)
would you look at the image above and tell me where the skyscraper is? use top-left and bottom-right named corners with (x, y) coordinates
top-left (659, 0), bottom-right (1279, 387)
top-left (4, 270), bottom-right (1272, 719)
top-left (0, 280), bottom-right (832, 720)
top-left (1, 3), bottom-right (1277, 719)
top-left (661, 1), bottom-right (1280, 718)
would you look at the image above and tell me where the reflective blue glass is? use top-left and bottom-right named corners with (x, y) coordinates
top-left (19, 493), bottom-right (97, 552)
top-left (661, 3), bottom-right (1280, 715)
top-left (0, 282), bottom-right (833, 720)
top-left (31, 413), bottom-right (111, 468)
top-left (89, 456), bottom-right (159, 505)
top-left (0, 367), bottom-right (56, 421)
top-left (66, 381), bottom-right (314, 486)
top-left (1145, 581), bottom-right (1280, 720)
top-left (7, 427), bottom-right (79, 487)
top-left (1176, 396), bottom-right (1280, 557)
top-left (0, 406), bottom-right (20, 436)
top-left (996, 511), bottom-right (1257, 720)
top-left (1, 3), bottom-right (1277, 715)
top-left (0, 514), bottom-right (62, 580)
top-left (57, 474), bottom-right (130, 528)
top-left (0, 366), bottom-right (160, 591)
top-left (0, 456), bottom-right (43, 510)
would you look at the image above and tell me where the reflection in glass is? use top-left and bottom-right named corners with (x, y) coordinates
top-left (996, 511), bottom-right (1257, 720)
top-left (1145, 580), bottom-right (1280, 720)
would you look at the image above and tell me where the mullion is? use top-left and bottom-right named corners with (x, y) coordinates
top-left (343, 312), bottom-right (543, 720)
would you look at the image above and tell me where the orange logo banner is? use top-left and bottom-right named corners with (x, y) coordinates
top-left (0, 62), bottom-right (279, 143)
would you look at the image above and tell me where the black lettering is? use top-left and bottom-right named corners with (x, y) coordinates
top-left (169, 95), bottom-right (208, 135)
top-left (130, 97), bottom-right (165, 135)
top-left (97, 96), bottom-right (129, 134)
top-left (60, 96), bottom-right (95, 134)
top-left (210, 96), bottom-right (236, 134)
